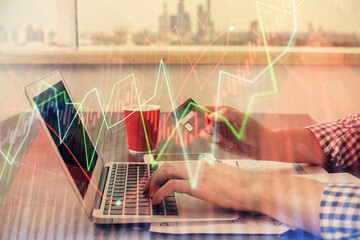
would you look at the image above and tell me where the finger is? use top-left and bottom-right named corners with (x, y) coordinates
top-left (200, 124), bottom-right (213, 137)
top-left (143, 160), bottom-right (177, 192)
top-left (200, 129), bottom-right (222, 143)
top-left (152, 179), bottom-right (191, 204)
top-left (199, 129), bottom-right (212, 142)
top-left (143, 176), bottom-right (152, 193)
top-left (143, 162), bottom-right (163, 192)
top-left (204, 124), bottom-right (214, 134)
top-left (147, 163), bottom-right (188, 197)
top-left (143, 164), bottom-right (160, 192)
top-left (210, 108), bottom-right (245, 123)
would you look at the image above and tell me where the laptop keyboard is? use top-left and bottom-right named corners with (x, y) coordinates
top-left (103, 163), bottom-right (179, 216)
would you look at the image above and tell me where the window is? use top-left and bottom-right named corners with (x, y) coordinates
top-left (1, 0), bottom-right (359, 65)
top-left (0, 0), bottom-right (75, 49)
top-left (77, 0), bottom-right (360, 48)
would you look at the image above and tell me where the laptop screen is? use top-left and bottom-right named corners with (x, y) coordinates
top-left (34, 81), bottom-right (98, 198)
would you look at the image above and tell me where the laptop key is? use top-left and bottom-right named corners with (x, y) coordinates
top-left (152, 210), bottom-right (165, 215)
top-left (114, 190), bottom-right (124, 194)
top-left (139, 202), bottom-right (150, 207)
top-left (138, 207), bottom-right (151, 215)
top-left (111, 205), bottom-right (123, 210)
top-left (165, 205), bottom-right (178, 211)
top-left (126, 183), bottom-right (137, 187)
top-left (113, 195), bottom-right (124, 199)
top-left (152, 204), bottom-right (164, 211)
top-left (127, 179), bottom-right (137, 183)
top-left (165, 201), bottom-right (177, 206)
top-left (113, 189), bottom-right (124, 193)
top-left (124, 199), bottom-right (136, 205)
top-left (126, 192), bottom-right (137, 197)
top-left (125, 203), bottom-right (137, 208)
top-left (110, 209), bottom-right (123, 215)
top-left (112, 198), bottom-right (124, 203)
top-left (138, 194), bottom-right (149, 200)
top-left (124, 208), bottom-right (136, 215)
top-left (126, 197), bottom-right (137, 203)
top-left (138, 198), bottom-right (150, 203)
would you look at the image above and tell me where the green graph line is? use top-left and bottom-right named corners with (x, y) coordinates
top-left (1, 0), bottom-right (301, 188)
top-left (212, 0), bottom-right (298, 156)
top-left (0, 161), bottom-right (6, 184)
top-left (152, 0), bottom-right (300, 188)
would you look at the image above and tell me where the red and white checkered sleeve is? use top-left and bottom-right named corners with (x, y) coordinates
top-left (306, 114), bottom-right (360, 169)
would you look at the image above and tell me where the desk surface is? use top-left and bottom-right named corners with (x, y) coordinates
top-left (0, 113), bottom-right (318, 239)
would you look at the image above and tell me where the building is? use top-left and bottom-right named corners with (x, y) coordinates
top-left (170, 0), bottom-right (192, 37)
top-left (158, 2), bottom-right (170, 38)
top-left (197, 0), bottom-right (214, 39)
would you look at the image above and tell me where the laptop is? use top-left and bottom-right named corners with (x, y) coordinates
top-left (24, 71), bottom-right (237, 224)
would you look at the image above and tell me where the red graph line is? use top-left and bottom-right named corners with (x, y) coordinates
top-left (43, 120), bottom-right (116, 205)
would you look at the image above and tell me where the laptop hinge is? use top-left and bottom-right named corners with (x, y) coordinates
top-left (94, 166), bottom-right (109, 209)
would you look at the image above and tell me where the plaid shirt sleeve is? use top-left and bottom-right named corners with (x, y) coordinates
top-left (306, 113), bottom-right (360, 170)
top-left (320, 184), bottom-right (360, 239)
top-left (306, 114), bottom-right (360, 239)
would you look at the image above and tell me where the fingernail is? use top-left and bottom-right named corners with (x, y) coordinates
top-left (214, 134), bottom-right (222, 143)
top-left (205, 125), bottom-right (213, 134)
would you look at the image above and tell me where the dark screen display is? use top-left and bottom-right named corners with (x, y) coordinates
top-left (34, 81), bottom-right (98, 198)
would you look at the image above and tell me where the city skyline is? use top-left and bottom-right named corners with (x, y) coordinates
top-left (2, 0), bottom-right (360, 33)
top-left (78, 0), bottom-right (360, 34)
top-left (0, 0), bottom-right (360, 47)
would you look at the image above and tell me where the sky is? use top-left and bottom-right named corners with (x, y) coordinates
top-left (1, 0), bottom-right (359, 35)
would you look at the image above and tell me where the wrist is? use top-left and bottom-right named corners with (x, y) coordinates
top-left (249, 174), bottom-right (273, 212)
top-left (258, 129), bottom-right (279, 161)
top-left (251, 174), bottom-right (328, 234)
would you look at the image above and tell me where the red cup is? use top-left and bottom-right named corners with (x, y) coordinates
top-left (123, 105), bottom-right (160, 153)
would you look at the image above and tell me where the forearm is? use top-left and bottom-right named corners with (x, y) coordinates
top-left (264, 128), bottom-right (326, 165)
top-left (253, 174), bottom-right (328, 235)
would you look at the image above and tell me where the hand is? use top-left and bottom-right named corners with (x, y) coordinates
top-left (200, 106), bottom-right (274, 159)
top-left (143, 160), bottom-right (326, 235)
top-left (143, 160), bottom-right (262, 212)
